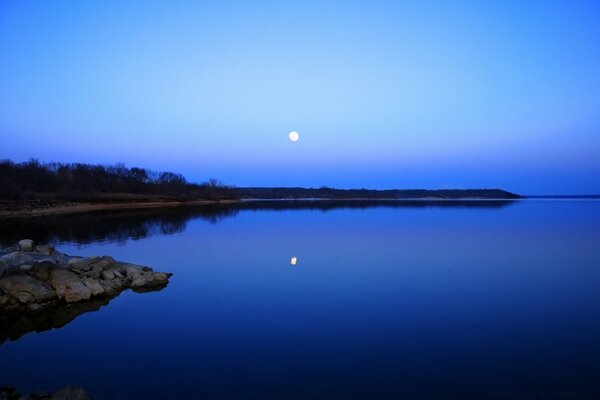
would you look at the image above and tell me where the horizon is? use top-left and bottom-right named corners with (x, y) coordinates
top-left (1, 1), bottom-right (600, 195)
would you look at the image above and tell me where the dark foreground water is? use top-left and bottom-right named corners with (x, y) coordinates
top-left (1, 200), bottom-right (600, 399)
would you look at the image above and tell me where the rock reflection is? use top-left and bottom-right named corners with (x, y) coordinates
top-left (0, 286), bottom-right (167, 345)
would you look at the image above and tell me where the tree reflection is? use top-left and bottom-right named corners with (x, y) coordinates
top-left (0, 199), bottom-right (515, 246)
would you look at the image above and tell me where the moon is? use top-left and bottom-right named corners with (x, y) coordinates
top-left (288, 131), bottom-right (299, 142)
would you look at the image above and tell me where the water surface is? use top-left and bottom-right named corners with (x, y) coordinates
top-left (1, 200), bottom-right (600, 399)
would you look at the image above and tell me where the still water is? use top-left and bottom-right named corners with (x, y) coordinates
top-left (1, 200), bottom-right (600, 399)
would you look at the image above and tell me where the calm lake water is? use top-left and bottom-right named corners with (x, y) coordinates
top-left (1, 200), bottom-right (600, 399)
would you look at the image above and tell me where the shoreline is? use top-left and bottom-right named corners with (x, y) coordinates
top-left (0, 200), bottom-right (239, 219)
top-left (4, 197), bottom-right (597, 219)
top-left (0, 197), bottom-right (520, 219)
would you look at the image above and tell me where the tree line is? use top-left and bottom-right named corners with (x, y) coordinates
top-left (0, 159), bottom-right (237, 201)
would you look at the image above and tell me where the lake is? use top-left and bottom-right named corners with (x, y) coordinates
top-left (1, 200), bottom-right (600, 399)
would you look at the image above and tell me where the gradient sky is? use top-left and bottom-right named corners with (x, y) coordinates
top-left (1, 1), bottom-right (599, 194)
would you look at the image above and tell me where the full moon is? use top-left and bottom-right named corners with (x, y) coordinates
top-left (288, 131), bottom-right (299, 142)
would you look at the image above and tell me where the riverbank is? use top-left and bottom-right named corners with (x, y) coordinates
top-left (0, 199), bottom-right (239, 219)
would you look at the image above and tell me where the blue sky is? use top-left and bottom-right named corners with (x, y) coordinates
top-left (1, 1), bottom-right (599, 194)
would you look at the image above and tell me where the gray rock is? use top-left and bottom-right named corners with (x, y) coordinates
top-left (101, 269), bottom-right (115, 280)
top-left (29, 261), bottom-right (53, 282)
top-left (51, 386), bottom-right (91, 400)
top-left (0, 271), bottom-right (56, 304)
top-left (98, 278), bottom-right (125, 296)
top-left (49, 269), bottom-right (92, 303)
top-left (0, 258), bottom-right (8, 278)
top-left (34, 244), bottom-right (55, 255)
top-left (1, 251), bottom-right (34, 267)
top-left (95, 256), bottom-right (116, 270)
top-left (131, 271), bottom-right (170, 289)
top-left (19, 264), bottom-right (33, 272)
top-left (67, 257), bottom-right (99, 272)
top-left (82, 278), bottom-right (105, 296)
top-left (18, 239), bottom-right (34, 252)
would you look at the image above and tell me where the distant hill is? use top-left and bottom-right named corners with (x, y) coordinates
top-left (236, 187), bottom-right (522, 200)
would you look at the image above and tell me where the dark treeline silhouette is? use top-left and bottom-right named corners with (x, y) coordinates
top-left (0, 159), bottom-right (521, 206)
top-left (0, 159), bottom-right (237, 201)
top-left (236, 187), bottom-right (522, 199)
top-left (0, 200), bottom-right (515, 246)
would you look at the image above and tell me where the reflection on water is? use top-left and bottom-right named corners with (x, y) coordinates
top-left (0, 199), bottom-right (515, 246)
top-left (1, 296), bottom-right (113, 345)
top-left (11, 199), bottom-right (592, 399)
top-left (0, 285), bottom-right (168, 346)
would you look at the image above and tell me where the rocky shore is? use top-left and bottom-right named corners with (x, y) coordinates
top-left (0, 239), bottom-right (172, 314)
top-left (0, 385), bottom-right (90, 400)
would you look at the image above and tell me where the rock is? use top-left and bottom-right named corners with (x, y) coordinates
top-left (50, 386), bottom-right (91, 400)
top-left (95, 256), bottom-right (116, 270)
top-left (18, 239), bottom-right (34, 252)
top-left (131, 271), bottom-right (170, 289)
top-left (49, 269), bottom-right (92, 303)
top-left (1, 251), bottom-right (34, 268)
top-left (82, 278), bottom-right (105, 296)
top-left (0, 259), bottom-right (8, 279)
top-left (101, 269), bottom-right (115, 280)
top-left (34, 244), bottom-right (55, 255)
top-left (67, 257), bottom-right (98, 272)
top-left (19, 264), bottom-right (33, 272)
top-left (1, 240), bottom-right (172, 312)
top-left (0, 387), bottom-right (21, 400)
top-left (0, 271), bottom-right (56, 304)
top-left (125, 265), bottom-right (142, 279)
top-left (29, 261), bottom-right (53, 282)
top-left (98, 278), bottom-right (125, 296)
top-left (0, 386), bottom-right (90, 400)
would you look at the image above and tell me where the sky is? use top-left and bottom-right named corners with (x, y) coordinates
top-left (1, 1), bottom-right (599, 194)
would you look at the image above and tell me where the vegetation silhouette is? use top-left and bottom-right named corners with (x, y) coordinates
top-left (0, 159), bottom-right (236, 201)
top-left (0, 200), bottom-right (515, 246)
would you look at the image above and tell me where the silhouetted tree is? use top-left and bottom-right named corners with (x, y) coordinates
top-left (0, 160), bottom-right (239, 202)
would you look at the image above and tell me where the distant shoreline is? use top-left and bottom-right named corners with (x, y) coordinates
top-left (0, 200), bottom-right (233, 219)
top-left (3, 196), bottom-right (600, 219)
top-left (0, 196), bottom-right (507, 219)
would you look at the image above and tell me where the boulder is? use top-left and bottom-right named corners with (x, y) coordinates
top-left (50, 386), bottom-right (91, 400)
top-left (18, 239), bottom-right (34, 252)
top-left (82, 278), bottom-right (105, 296)
top-left (125, 265), bottom-right (142, 280)
top-left (29, 261), bottom-right (53, 282)
top-left (0, 271), bottom-right (56, 304)
top-left (49, 269), bottom-right (92, 303)
top-left (131, 272), bottom-right (170, 289)
top-left (34, 244), bottom-right (55, 255)
top-left (19, 264), bottom-right (33, 272)
top-left (101, 269), bottom-right (115, 280)
top-left (1, 251), bottom-right (34, 268)
top-left (0, 258), bottom-right (8, 279)
top-left (95, 256), bottom-right (116, 270)
top-left (67, 257), bottom-right (99, 272)
top-left (0, 385), bottom-right (90, 400)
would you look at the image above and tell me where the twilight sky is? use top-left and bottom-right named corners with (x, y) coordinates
top-left (1, 1), bottom-right (599, 194)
